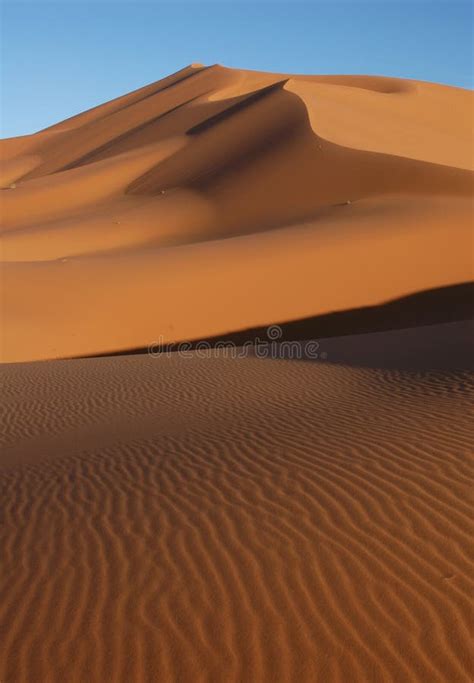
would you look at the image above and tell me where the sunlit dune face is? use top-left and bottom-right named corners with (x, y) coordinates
top-left (0, 64), bottom-right (472, 362)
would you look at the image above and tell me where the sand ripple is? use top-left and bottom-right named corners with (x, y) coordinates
top-left (1, 323), bottom-right (472, 682)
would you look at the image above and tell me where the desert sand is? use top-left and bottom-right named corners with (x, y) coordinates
top-left (0, 64), bottom-right (473, 682)
top-left (0, 64), bottom-right (473, 361)
top-left (1, 322), bottom-right (473, 682)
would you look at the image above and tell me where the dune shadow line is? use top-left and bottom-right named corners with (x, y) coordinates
top-left (84, 281), bottom-right (473, 359)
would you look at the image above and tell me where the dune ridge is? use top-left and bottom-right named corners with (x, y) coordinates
top-left (1, 64), bottom-right (473, 362)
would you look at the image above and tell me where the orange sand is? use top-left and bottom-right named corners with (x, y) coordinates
top-left (1, 64), bottom-right (473, 361)
top-left (1, 65), bottom-right (473, 682)
top-left (1, 322), bottom-right (473, 682)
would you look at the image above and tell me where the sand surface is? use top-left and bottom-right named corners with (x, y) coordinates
top-left (1, 64), bottom-right (473, 361)
top-left (1, 65), bottom-right (473, 681)
top-left (1, 322), bottom-right (473, 682)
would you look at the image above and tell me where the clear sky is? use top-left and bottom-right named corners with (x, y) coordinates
top-left (1, 0), bottom-right (472, 138)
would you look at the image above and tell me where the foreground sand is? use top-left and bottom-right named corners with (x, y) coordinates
top-left (1, 64), bottom-right (473, 361)
top-left (1, 322), bottom-right (473, 682)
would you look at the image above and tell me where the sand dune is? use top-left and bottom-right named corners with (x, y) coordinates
top-left (1, 322), bottom-right (473, 682)
top-left (1, 64), bottom-right (473, 362)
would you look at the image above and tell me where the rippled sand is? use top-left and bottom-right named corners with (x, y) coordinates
top-left (1, 322), bottom-right (472, 682)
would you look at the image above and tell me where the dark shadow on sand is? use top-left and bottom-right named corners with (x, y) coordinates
top-left (83, 281), bottom-right (473, 371)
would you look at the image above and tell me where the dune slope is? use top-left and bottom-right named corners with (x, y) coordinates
top-left (1, 322), bottom-right (473, 682)
top-left (1, 65), bottom-right (473, 362)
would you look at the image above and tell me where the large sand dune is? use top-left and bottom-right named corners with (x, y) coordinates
top-left (1, 64), bottom-right (473, 361)
top-left (1, 322), bottom-right (473, 682)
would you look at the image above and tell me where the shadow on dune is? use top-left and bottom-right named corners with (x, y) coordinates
top-left (291, 319), bottom-right (474, 371)
top-left (222, 281), bottom-right (474, 345)
top-left (88, 282), bottom-right (474, 370)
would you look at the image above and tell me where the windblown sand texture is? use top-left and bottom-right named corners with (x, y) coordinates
top-left (0, 64), bottom-right (473, 361)
top-left (1, 65), bottom-right (473, 682)
top-left (1, 322), bottom-right (473, 682)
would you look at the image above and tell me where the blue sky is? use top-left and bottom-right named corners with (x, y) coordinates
top-left (1, 0), bottom-right (472, 138)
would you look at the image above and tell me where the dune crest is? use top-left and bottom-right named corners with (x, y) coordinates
top-left (1, 64), bottom-right (473, 362)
